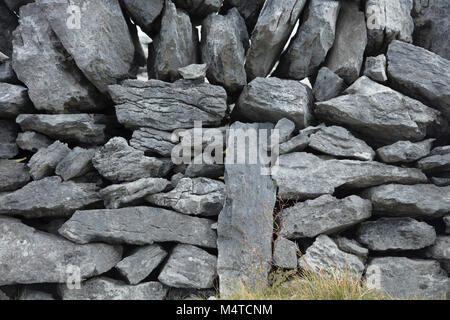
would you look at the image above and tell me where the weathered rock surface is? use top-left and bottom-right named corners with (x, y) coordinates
top-left (313, 67), bottom-right (347, 102)
top-left (201, 8), bottom-right (248, 93)
top-left (333, 237), bottom-right (368, 263)
top-left (4, 0), bottom-right (35, 12)
top-left (178, 63), bottom-right (208, 80)
top-left (325, 0), bottom-right (367, 84)
top-left (364, 54), bottom-right (388, 82)
top-left (116, 245), bottom-right (168, 285)
top-left (376, 139), bottom-right (434, 163)
top-left (150, 0), bottom-right (198, 81)
top-left (173, 0), bottom-right (223, 19)
top-left (55, 147), bottom-right (96, 181)
top-left (245, 0), bottom-right (307, 80)
top-left (362, 184), bottom-right (450, 219)
top-left (366, 257), bottom-right (449, 299)
top-left (298, 235), bottom-right (365, 278)
top-left (279, 133), bottom-right (309, 155)
top-left (109, 79), bottom-right (227, 131)
top-left (158, 244), bottom-right (217, 289)
top-left (387, 40), bottom-right (450, 120)
top-left (122, 0), bottom-right (164, 34)
top-left (0, 0), bottom-right (18, 56)
top-left (309, 126), bottom-right (375, 161)
top-left (147, 177), bottom-right (225, 216)
top-left (315, 76), bottom-right (444, 145)
top-left (0, 159), bottom-right (30, 192)
top-left (273, 152), bottom-right (427, 200)
top-left (275, 118), bottom-right (296, 145)
top-left (59, 278), bottom-right (167, 300)
top-left (0, 83), bottom-right (32, 118)
top-left (0, 176), bottom-right (100, 218)
top-left (16, 114), bottom-right (108, 145)
top-left (12, 3), bottom-right (105, 113)
top-left (236, 77), bottom-right (314, 129)
top-left (0, 120), bottom-right (18, 159)
top-left (0, 216), bottom-right (122, 286)
top-left (130, 128), bottom-right (178, 157)
top-left (412, 0), bottom-right (449, 60)
top-left (425, 236), bottom-right (450, 265)
top-left (280, 195), bottom-right (371, 239)
top-left (273, 237), bottom-right (298, 269)
top-left (365, 0), bottom-right (414, 53)
top-left (100, 178), bottom-right (170, 209)
top-left (225, 0), bottom-right (265, 31)
top-left (37, 0), bottom-right (135, 93)
top-left (218, 122), bottom-right (276, 297)
top-left (417, 146), bottom-right (450, 172)
top-left (59, 206), bottom-right (217, 248)
top-left (276, 0), bottom-right (340, 80)
top-left (28, 141), bottom-right (71, 180)
top-left (16, 131), bottom-right (53, 152)
top-left (93, 137), bottom-right (172, 183)
top-left (357, 218), bottom-right (436, 251)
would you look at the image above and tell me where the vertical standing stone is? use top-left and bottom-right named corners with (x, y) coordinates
top-left (217, 122), bottom-right (277, 297)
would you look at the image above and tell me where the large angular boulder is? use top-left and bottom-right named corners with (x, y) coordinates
top-left (12, 3), bottom-right (105, 113)
top-left (245, 0), bottom-right (307, 80)
top-left (315, 76), bottom-right (444, 145)
top-left (218, 122), bottom-right (276, 297)
top-left (357, 217), bottom-right (436, 251)
top-left (150, 0), bottom-right (198, 81)
top-left (37, 0), bottom-right (135, 93)
top-left (201, 8), bottom-right (249, 94)
top-left (366, 257), bottom-right (449, 299)
top-left (425, 236), bottom-right (450, 273)
top-left (387, 40), bottom-right (450, 120)
top-left (273, 152), bottom-right (427, 200)
top-left (92, 137), bottom-right (172, 183)
top-left (298, 235), bottom-right (365, 279)
top-left (147, 177), bottom-right (225, 216)
top-left (130, 128), bottom-right (178, 157)
top-left (325, 0), bottom-right (367, 84)
top-left (376, 139), bottom-right (434, 163)
top-left (417, 146), bottom-right (450, 173)
top-left (109, 79), bottom-right (227, 131)
top-left (59, 206), bottom-right (218, 248)
top-left (122, 0), bottom-right (164, 35)
top-left (0, 159), bottom-right (30, 192)
top-left (0, 216), bottom-right (122, 286)
top-left (16, 114), bottom-right (108, 145)
top-left (28, 141), bottom-right (71, 180)
top-left (0, 176), bottom-right (101, 218)
top-left (59, 278), bottom-right (167, 300)
top-left (364, 54), bottom-right (388, 83)
top-left (276, 0), bottom-right (340, 80)
top-left (158, 244), bottom-right (217, 289)
top-left (0, 83), bottom-right (33, 118)
top-left (280, 195), bottom-right (372, 239)
top-left (333, 237), bottom-right (368, 263)
top-left (361, 184), bottom-right (450, 219)
top-left (236, 77), bottom-right (314, 129)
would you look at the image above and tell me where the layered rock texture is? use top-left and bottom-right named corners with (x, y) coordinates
top-left (0, 0), bottom-right (449, 300)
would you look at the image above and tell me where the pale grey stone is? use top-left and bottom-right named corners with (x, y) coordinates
top-left (59, 206), bottom-right (218, 248)
top-left (273, 152), bottom-right (427, 200)
top-left (116, 245), bottom-right (168, 285)
top-left (0, 159), bottom-right (30, 191)
top-left (185, 161), bottom-right (225, 179)
top-left (313, 67), bottom-right (347, 102)
top-left (325, 0), bottom-right (367, 84)
top-left (0, 216), bottom-right (122, 286)
top-left (55, 147), bottom-right (96, 181)
top-left (178, 63), bottom-right (208, 80)
top-left (387, 40), bottom-right (450, 120)
top-left (28, 141), bottom-right (71, 180)
top-left (298, 235), bottom-right (365, 278)
top-left (147, 177), bottom-right (225, 216)
top-left (333, 237), bottom-right (368, 263)
top-left (357, 217), bottom-right (436, 251)
top-left (309, 126), bottom-right (375, 161)
top-left (158, 244), bottom-right (217, 289)
top-left (245, 0), bottom-right (307, 80)
top-left (280, 195), bottom-right (371, 239)
top-left (376, 139), bottom-right (434, 163)
top-left (122, 0), bottom-right (164, 34)
top-left (130, 128), bottom-right (178, 157)
top-left (273, 237), bottom-right (297, 269)
top-left (417, 148), bottom-right (450, 172)
top-left (109, 79), bottom-right (227, 131)
top-left (0, 83), bottom-right (32, 118)
top-left (201, 8), bottom-right (248, 93)
top-left (16, 131), bottom-right (53, 153)
top-left (59, 278), bottom-right (167, 300)
top-left (92, 137), bottom-right (172, 183)
top-left (362, 184), bottom-right (450, 219)
top-left (366, 257), bottom-right (449, 299)
top-left (364, 55), bottom-right (388, 82)
top-left (100, 178), bottom-right (170, 209)
top-left (236, 77), bottom-right (314, 129)
top-left (0, 176), bottom-right (101, 218)
top-left (315, 76), bottom-right (444, 145)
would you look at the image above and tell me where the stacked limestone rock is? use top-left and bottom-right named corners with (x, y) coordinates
top-left (0, 0), bottom-right (449, 300)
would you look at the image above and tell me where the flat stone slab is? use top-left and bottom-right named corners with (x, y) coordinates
top-left (376, 139), bottom-right (434, 163)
